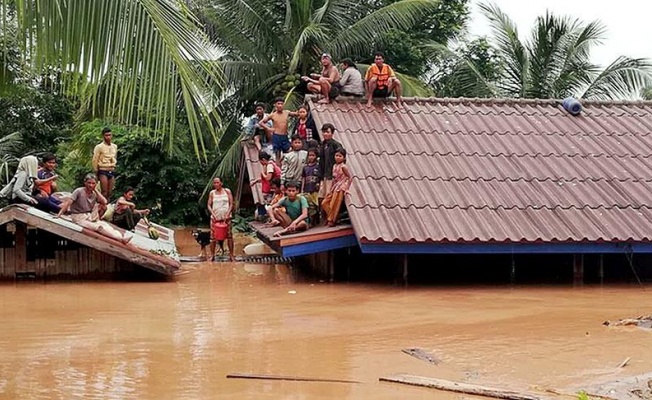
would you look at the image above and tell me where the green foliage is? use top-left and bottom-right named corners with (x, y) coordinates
top-left (643, 87), bottom-right (652, 100)
top-left (365, 0), bottom-right (469, 77)
top-left (577, 391), bottom-right (591, 400)
top-left (232, 213), bottom-right (254, 233)
top-left (431, 37), bottom-right (502, 97)
top-left (59, 120), bottom-right (210, 226)
top-left (0, 84), bottom-right (74, 155)
top-left (2, 0), bottom-right (223, 155)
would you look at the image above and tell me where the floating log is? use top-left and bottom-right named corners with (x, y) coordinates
top-left (226, 373), bottom-right (360, 384)
top-left (617, 357), bottom-right (631, 368)
top-left (402, 348), bottom-right (440, 365)
top-left (379, 374), bottom-right (546, 400)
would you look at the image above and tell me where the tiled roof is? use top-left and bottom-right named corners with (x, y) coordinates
top-left (307, 97), bottom-right (652, 244)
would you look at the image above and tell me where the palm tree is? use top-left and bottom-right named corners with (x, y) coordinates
top-left (436, 3), bottom-right (651, 100)
top-left (1, 1), bottom-right (223, 155)
top-left (197, 0), bottom-right (440, 181)
top-left (199, 0), bottom-right (438, 106)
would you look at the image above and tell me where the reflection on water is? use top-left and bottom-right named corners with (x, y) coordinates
top-left (1, 261), bottom-right (652, 399)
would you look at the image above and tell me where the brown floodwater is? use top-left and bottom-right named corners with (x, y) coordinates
top-left (1, 233), bottom-right (651, 399)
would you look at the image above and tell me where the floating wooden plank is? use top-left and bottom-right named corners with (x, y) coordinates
top-left (402, 348), bottom-right (440, 365)
top-left (226, 373), bottom-right (360, 384)
top-left (379, 374), bottom-right (546, 400)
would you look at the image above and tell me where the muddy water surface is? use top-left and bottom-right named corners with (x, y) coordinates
top-left (0, 234), bottom-right (651, 399)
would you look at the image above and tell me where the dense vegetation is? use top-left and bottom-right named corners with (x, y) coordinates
top-left (1, 0), bottom-right (650, 225)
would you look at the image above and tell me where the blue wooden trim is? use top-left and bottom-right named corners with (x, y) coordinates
top-left (281, 235), bottom-right (358, 257)
top-left (360, 242), bottom-right (652, 254)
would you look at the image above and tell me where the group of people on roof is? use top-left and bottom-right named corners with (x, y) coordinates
top-left (300, 52), bottom-right (403, 107)
top-left (0, 128), bottom-right (150, 245)
top-left (243, 96), bottom-right (352, 240)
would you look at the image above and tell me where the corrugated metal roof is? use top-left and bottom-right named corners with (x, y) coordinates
top-left (308, 97), bottom-right (652, 244)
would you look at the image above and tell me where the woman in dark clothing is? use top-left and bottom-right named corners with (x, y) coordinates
top-left (292, 105), bottom-right (320, 149)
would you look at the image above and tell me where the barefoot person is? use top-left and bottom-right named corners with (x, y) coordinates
top-left (302, 53), bottom-right (341, 104)
top-left (259, 98), bottom-right (299, 163)
top-left (112, 187), bottom-right (150, 231)
top-left (321, 148), bottom-right (352, 227)
top-left (92, 127), bottom-right (118, 200)
top-left (56, 174), bottom-right (132, 244)
top-left (271, 181), bottom-right (309, 236)
top-left (364, 52), bottom-right (403, 107)
top-left (207, 177), bottom-right (235, 261)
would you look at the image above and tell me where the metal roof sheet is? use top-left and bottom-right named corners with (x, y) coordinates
top-left (308, 97), bottom-right (652, 244)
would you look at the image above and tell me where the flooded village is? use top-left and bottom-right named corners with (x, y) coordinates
top-left (3, 0), bottom-right (652, 399)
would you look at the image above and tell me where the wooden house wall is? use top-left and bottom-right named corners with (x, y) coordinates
top-left (0, 222), bottom-right (139, 280)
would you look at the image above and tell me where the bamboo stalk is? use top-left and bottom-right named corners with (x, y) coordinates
top-left (226, 373), bottom-right (360, 384)
top-left (380, 374), bottom-right (547, 400)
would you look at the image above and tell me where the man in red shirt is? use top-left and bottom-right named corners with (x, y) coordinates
top-left (364, 52), bottom-right (403, 108)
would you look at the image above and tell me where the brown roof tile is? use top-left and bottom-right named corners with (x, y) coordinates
top-left (308, 97), bottom-right (652, 244)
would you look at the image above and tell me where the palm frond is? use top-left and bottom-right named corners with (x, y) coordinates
top-left (580, 57), bottom-right (652, 100)
top-left (479, 2), bottom-right (529, 97)
top-left (6, 0), bottom-right (224, 156)
top-left (288, 22), bottom-right (329, 72)
top-left (330, 0), bottom-right (441, 59)
top-left (423, 41), bottom-right (500, 98)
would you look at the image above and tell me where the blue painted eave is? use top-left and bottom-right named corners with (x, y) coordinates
top-left (360, 241), bottom-right (652, 254)
top-left (281, 234), bottom-right (358, 257)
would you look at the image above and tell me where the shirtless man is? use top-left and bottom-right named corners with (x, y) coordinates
top-left (302, 53), bottom-right (341, 104)
top-left (259, 97), bottom-right (298, 163)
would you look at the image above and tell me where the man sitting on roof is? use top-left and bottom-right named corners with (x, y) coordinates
top-left (302, 53), bottom-right (341, 104)
top-left (339, 58), bottom-right (365, 97)
top-left (56, 173), bottom-right (132, 245)
top-left (245, 102), bottom-right (273, 151)
top-left (364, 52), bottom-right (403, 108)
top-left (271, 181), bottom-right (310, 236)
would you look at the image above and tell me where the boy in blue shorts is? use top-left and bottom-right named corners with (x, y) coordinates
top-left (259, 97), bottom-right (299, 165)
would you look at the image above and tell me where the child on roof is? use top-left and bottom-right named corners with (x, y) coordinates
top-left (265, 178), bottom-right (284, 226)
top-left (271, 181), bottom-right (310, 236)
top-left (321, 148), bottom-right (351, 227)
top-left (302, 148), bottom-right (321, 225)
top-left (250, 151), bottom-right (281, 221)
top-left (281, 134), bottom-right (307, 190)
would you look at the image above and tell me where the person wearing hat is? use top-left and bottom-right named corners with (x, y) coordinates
top-left (339, 58), bottom-right (365, 97)
top-left (301, 53), bottom-right (341, 104)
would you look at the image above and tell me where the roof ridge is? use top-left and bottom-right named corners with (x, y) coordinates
top-left (346, 204), bottom-right (652, 211)
top-left (308, 95), bottom-right (652, 107)
top-left (349, 176), bottom-right (652, 183)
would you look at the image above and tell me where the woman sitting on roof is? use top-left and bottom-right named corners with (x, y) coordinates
top-left (0, 155), bottom-right (39, 206)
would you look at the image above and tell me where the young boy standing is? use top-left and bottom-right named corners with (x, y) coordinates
top-left (302, 148), bottom-right (321, 224)
top-left (259, 97), bottom-right (298, 163)
top-left (281, 135), bottom-right (307, 189)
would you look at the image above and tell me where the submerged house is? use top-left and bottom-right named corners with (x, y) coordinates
top-left (0, 204), bottom-right (180, 280)
top-left (246, 97), bottom-right (652, 281)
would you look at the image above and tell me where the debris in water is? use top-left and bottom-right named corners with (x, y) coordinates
top-left (288, 290), bottom-right (297, 295)
top-left (402, 348), bottom-right (440, 365)
top-left (226, 372), bottom-right (360, 384)
top-left (380, 373), bottom-right (543, 400)
top-left (603, 315), bottom-right (652, 329)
